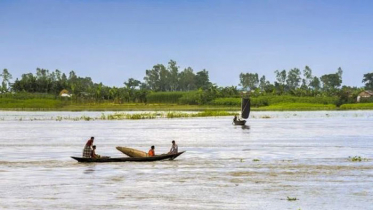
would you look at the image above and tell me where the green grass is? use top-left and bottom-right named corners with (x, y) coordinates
top-left (0, 97), bottom-right (66, 110)
top-left (211, 95), bottom-right (338, 107)
top-left (166, 111), bottom-right (237, 119)
top-left (1, 94), bottom-right (373, 111)
top-left (340, 103), bottom-right (373, 110)
top-left (42, 111), bottom-right (239, 121)
top-left (254, 103), bottom-right (336, 111)
top-left (61, 104), bottom-right (241, 111)
top-left (102, 112), bottom-right (158, 120)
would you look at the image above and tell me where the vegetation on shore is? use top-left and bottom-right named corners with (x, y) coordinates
top-left (1, 60), bottom-right (373, 111)
top-left (0, 111), bottom-right (239, 121)
top-left (2, 93), bottom-right (373, 111)
top-left (340, 103), bottom-right (373, 110)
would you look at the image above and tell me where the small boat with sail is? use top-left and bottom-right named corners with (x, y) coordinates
top-left (233, 96), bottom-right (250, 126)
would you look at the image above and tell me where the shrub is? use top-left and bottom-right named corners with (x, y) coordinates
top-left (178, 91), bottom-right (201, 105)
top-left (146, 92), bottom-right (185, 104)
top-left (340, 103), bottom-right (373, 110)
top-left (209, 98), bottom-right (240, 106)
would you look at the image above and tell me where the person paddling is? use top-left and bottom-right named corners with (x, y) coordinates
top-left (82, 137), bottom-right (94, 158)
top-left (148, 145), bottom-right (155, 157)
top-left (168, 140), bottom-right (178, 154)
top-left (233, 115), bottom-right (238, 123)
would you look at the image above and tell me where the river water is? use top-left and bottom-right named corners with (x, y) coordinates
top-left (0, 111), bottom-right (372, 210)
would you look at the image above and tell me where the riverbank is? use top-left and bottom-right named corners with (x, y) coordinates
top-left (1, 101), bottom-right (373, 111)
top-left (3, 92), bottom-right (373, 111)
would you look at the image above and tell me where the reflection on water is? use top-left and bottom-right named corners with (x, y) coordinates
top-left (0, 111), bottom-right (372, 210)
top-left (83, 165), bottom-right (96, 174)
top-left (240, 125), bottom-right (250, 130)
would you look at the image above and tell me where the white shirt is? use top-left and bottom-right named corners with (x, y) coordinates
top-left (170, 144), bottom-right (178, 154)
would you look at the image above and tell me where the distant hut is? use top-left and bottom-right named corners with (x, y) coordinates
top-left (357, 90), bottom-right (373, 102)
top-left (59, 89), bottom-right (71, 97)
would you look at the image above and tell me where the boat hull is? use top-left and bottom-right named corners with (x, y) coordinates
top-left (234, 120), bottom-right (246, 125)
top-left (71, 151), bottom-right (185, 163)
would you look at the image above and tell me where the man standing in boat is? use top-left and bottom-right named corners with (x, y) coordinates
top-left (168, 140), bottom-right (178, 154)
top-left (83, 137), bottom-right (94, 158)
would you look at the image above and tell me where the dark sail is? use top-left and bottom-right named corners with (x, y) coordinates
top-left (241, 98), bottom-right (250, 119)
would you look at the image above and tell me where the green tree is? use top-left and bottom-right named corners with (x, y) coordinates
top-left (220, 86), bottom-right (238, 97)
top-left (159, 65), bottom-right (170, 91)
top-left (167, 60), bottom-right (179, 91)
top-left (239, 73), bottom-right (259, 90)
top-left (302, 66), bottom-right (314, 92)
top-left (35, 68), bottom-right (51, 92)
top-left (179, 67), bottom-right (196, 91)
top-left (124, 78), bottom-right (141, 89)
top-left (309, 76), bottom-right (321, 91)
top-left (286, 68), bottom-right (301, 90)
top-left (195, 69), bottom-right (211, 90)
top-left (259, 75), bottom-right (266, 91)
top-left (68, 70), bottom-right (78, 94)
top-left (274, 70), bottom-right (287, 94)
top-left (95, 83), bottom-right (103, 101)
top-left (109, 86), bottom-right (118, 101)
top-left (124, 78), bottom-right (141, 101)
top-left (362, 72), bottom-right (373, 90)
top-left (303, 66), bottom-right (313, 86)
top-left (337, 67), bottom-right (343, 79)
top-left (259, 75), bottom-right (273, 93)
top-left (144, 64), bottom-right (169, 91)
top-left (320, 73), bottom-right (342, 92)
top-left (274, 70), bottom-right (287, 85)
top-left (0, 69), bottom-right (13, 93)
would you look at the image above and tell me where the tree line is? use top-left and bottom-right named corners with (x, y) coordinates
top-left (1, 60), bottom-right (373, 104)
top-left (239, 66), bottom-right (347, 96)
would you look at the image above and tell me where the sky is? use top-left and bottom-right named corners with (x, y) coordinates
top-left (1, 0), bottom-right (372, 87)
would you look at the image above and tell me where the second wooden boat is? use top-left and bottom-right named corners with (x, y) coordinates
top-left (116, 146), bottom-right (148, 157)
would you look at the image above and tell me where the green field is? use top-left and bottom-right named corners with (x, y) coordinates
top-left (340, 103), bottom-right (373, 110)
top-left (1, 94), bottom-right (372, 111)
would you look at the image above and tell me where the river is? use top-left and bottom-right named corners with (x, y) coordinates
top-left (0, 111), bottom-right (372, 210)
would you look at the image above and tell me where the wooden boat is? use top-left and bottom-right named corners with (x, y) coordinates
top-left (71, 151), bottom-right (185, 163)
top-left (116, 146), bottom-right (148, 157)
top-left (233, 97), bottom-right (251, 126)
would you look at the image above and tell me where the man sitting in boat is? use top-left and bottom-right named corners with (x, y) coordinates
top-left (148, 145), bottom-right (155, 157)
top-left (91, 145), bottom-right (101, 159)
top-left (82, 137), bottom-right (94, 158)
top-left (168, 140), bottom-right (178, 154)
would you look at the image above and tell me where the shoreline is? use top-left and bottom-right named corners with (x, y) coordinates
top-left (1, 103), bottom-right (373, 112)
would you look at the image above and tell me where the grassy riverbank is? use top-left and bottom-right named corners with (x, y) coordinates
top-left (1, 95), bottom-right (373, 111)
top-left (1, 101), bottom-right (373, 112)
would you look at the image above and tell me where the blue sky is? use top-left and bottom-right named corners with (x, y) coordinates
top-left (1, 0), bottom-right (372, 87)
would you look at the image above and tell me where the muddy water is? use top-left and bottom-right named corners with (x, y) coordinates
top-left (0, 111), bottom-right (372, 210)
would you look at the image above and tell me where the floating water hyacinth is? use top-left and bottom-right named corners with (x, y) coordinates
top-left (349, 156), bottom-right (369, 162)
top-left (287, 196), bottom-right (298, 201)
